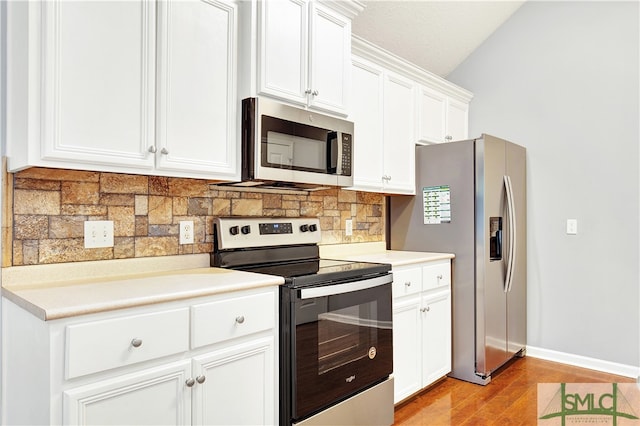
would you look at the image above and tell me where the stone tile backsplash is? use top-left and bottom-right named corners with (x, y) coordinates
top-left (4, 168), bottom-right (385, 266)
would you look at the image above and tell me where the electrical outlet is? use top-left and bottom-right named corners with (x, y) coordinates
top-left (180, 220), bottom-right (194, 244)
top-left (566, 219), bottom-right (578, 235)
top-left (84, 220), bottom-right (114, 248)
top-left (345, 219), bottom-right (353, 236)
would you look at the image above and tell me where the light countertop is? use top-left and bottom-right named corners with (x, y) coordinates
top-left (324, 250), bottom-right (454, 266)
top-left (2, 254), bottom-right (283, 321)
top-left (320, 242), bottom-right (454, 267)
top-left (2, 245), bottom-right (454, 321)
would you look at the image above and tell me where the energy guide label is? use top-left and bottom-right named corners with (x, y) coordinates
top-left (423, 185), bottom-right (451, 224)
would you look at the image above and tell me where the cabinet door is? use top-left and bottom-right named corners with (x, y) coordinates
top-left (417, 86), bottom-right (447, 144)
top-left (63, 360), bottom-right (191, 425)
top-left (259, 0), bottom-right (308, 104)
top-left (421, 291), bottom-right (452, 387)
top-left (349, 58), bottom-right (384, 192)
top-left (392, 296), bottom-right (422, 404)
top-left (383, 73), bottom-right (416, 194)
top-left (192, 337), bottom-right (275, 426)
top-left (155, 0), bottom-right (238, 179)
top-left (446, 98), bottom-right (469, 142)
top-left (41, 1), bottom-right (156, 170)
top-left (308, 3), bottom-right (350, 114)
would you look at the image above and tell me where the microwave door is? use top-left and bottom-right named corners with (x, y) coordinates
top-left (266, 132), bottom-right (294, 169)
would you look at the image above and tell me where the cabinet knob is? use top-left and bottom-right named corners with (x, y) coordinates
top-left (421, 307), bottom-right (430, 313)
top-left (437, 274), bottom-right (443, 280)
top-left (131, 338), bottom-right (143, 348)
top-left (235, 315), bottom-right (245, 324)
top-left (185, 378), bottom-right (196, 387)
top-left (148, 146), bottom-right (157, 154)
top-left (445, 135), bottom-right (453, 141)
top-left (196, 375), bottom-right (206, 384)
top-left (312, 90), bottom-right (319, 96)
top-left (404, 281), bottom-right (411, 287)
top-left (160, 148), bottom-right (169, 155)
top-left (305, 89), bottom-right (312, 94)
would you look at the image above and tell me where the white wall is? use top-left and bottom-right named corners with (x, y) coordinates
top-left (448, 1), bottom-right (639, 368)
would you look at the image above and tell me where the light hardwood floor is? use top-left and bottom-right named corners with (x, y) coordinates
top-left (393, 357), bottom-right (636, 425)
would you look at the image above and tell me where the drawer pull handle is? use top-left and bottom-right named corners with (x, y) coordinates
top-left (196, 375), bottom-right (206, 384)
top-left (131, 338), bottom-right (143, 348)
top-left (235, 316), bottom-right (245, 324)
top-left (185, 378), bottom-right (196, 387)
top-left (404, 281), bottom-right (411, 287)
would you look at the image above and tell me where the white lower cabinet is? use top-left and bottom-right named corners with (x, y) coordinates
top-left (64, 360), bottom-right (193, 425)
top-left (392, 260), bottom-right (452, 404)
top-left (192, 337), bottom-right (274, 426)
top-left (2, 286), bottom-right (277, 426)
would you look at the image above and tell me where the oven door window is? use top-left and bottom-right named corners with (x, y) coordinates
top-left (292, 282), bottom-right (392, 421)
top-left (261, 115), bottom-right (336, 174)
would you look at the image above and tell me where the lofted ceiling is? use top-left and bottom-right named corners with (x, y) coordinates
top-left (351, 1), bottom-right (526, 77)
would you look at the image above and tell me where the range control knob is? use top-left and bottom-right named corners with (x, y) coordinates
top-left (309, 224), bottom-right (318, 232)
top-left (229, 226), bottom-right (239, 236)
top-left (241, 225), bottom-right (251, 235)
top-left (300, 224), bottom-right (309, 232)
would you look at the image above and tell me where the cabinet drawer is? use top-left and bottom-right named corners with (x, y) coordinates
top-left (422, 260), bottom-right (451, 290)
top-left (392, 267), bottom-right (422, 297)
top-left (65, 308), bottom-right (189, 379)
top-left (191, 291), bottom-right (275, 349)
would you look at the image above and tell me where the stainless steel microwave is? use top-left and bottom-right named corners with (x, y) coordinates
top-left (240, 97), bottom-right (354, 189)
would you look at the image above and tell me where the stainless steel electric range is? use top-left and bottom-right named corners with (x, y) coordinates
top-left (211, 217), bottom-right (394, 426)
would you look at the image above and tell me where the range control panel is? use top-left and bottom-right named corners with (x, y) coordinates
top-left (214, 217), bottom-right (321, 250)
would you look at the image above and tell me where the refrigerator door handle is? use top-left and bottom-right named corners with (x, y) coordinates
top-left (504, 175), bottom-right (517, 293)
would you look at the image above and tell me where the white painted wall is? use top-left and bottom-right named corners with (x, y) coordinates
top-left (448, 1), bottom-right (639, 368)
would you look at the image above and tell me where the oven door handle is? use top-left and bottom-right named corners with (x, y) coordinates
top-left (299, 274), bottom-right (392, 300)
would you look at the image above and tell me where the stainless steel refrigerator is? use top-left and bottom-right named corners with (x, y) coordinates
top-left (388, 134), bottom-right (526, 385)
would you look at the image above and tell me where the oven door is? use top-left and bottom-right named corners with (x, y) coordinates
top-left (290, 274), bottom-right (393, 422)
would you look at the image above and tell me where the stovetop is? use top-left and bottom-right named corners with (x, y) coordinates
top-left (235, 258), bottom-right (391, 288)
top-left (211, 217), bottom-right (391, 288)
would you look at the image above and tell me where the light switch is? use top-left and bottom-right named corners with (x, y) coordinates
top-left (566, 219), bottom-right (578, 235)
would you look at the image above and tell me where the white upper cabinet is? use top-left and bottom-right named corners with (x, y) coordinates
top-left (155, 0), bottom-right (238, 177)
top-left (257, 0), bottom-right (360, 115)
top-left (349, 56), bottom-right (415, 195)
top-left (349, 58), bottom-right (384, 191)
top-left (417, 85), bottom-right (470, 144)
top-left (259, 0), bottom-right (308, 104)
top-left (381, 72), bottom-right (416, 194)
top-left (6, 0), bottom-right (239, 180)
top-left (445, 97), bottom-right (470, 142)
top-left (348, 36), bottom-right (472, 195)
top-left (417, 86), bottom-right (447, 143)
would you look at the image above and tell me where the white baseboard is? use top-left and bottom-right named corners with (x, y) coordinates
top-left (526, 345), bottom-right (639, 379)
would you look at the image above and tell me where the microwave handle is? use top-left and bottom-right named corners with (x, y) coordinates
top-left (327, 131), bottom-right (338, 174)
